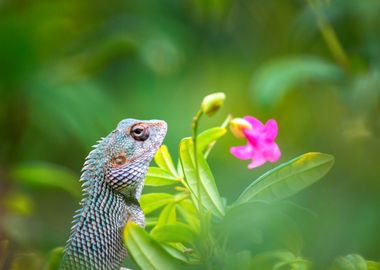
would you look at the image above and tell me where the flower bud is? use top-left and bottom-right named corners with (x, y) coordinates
top-left (229, 118), bottom-right (252, 138)
top-left (201, 92), bottom-right (226, 116)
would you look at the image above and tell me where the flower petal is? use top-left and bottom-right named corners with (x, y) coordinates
top-left (243, 128), bottom-right (260, 147)
top-left (230, 115), bottom-right (281, 170)
top-left (230, 144), bottom-right (253, 160)
top-left (244, 116), bottom-right (264, 130)
top-left (262, 142), bottom-right (281, 162)
top-left (264, 119), bottom-right (278, 141)
top-left (248, 153), bottom-right (266, 169)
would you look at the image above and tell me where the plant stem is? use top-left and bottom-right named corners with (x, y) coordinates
top-left (192, 109), bottom-right (204, 217)
top-left (192, 109), bottom-right (213, 264)
top-left (204, 114), bottom-right (232, 159)
top-left (307, 0), bottom-right (350, 71)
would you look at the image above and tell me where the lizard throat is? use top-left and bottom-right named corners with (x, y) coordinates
top-left (62, 178), bottom-right (130, 270)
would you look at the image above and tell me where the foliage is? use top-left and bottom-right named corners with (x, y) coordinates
top-left (1, 0), bottom-right (380, 269)
top-left (123, 95), bottom-right (337, 269)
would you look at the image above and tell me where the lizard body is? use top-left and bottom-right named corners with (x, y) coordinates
top-left (60, 119), bottom-right (167, 270)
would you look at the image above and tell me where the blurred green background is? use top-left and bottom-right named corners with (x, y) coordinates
top-left (0, 0), bottom-right (379, 269)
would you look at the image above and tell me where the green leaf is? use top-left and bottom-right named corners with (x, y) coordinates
top-left (9, 163), bottom-right (81, 199)
top-left (329, 254), bottom-right (368, 270)
top-left (160, 244), bottom-right (190, 264)
top-left (177, 199), bottom-right (200, 232)
top-left (250, 56), bottom-right (343, 108)
top-left (179, 137), bottom-right (225, 218)
top-left (124, 222), bottom-right (183, 270)
top-left (251, 250), bottom-right (312, 270)
top-left (145, 167), bottom-right (179, 187)
top-left (197, 127), bottom-right (226, 153)
top-left (236, 152), bottom-right (335, 204)
top-left (156, 203), bottom-right (177, 228)
top-left (154, 145), bottom-right (178, 177)
top-left (140, 193), bottom-right (175, 215)
top-left (43, 247), bottom-right (64, 270)
top-left (177, 160), bottom-right (184, 179)
top-left (151, 223), bottom-right (195, 245)
top-left (146, 217), bottom-right (158, 227)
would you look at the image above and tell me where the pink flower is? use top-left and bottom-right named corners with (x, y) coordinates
top-left (230, 116), bottom-right (281, 169)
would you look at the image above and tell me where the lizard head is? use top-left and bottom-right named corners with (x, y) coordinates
top-left (81, 118), bottom-right (167, 197)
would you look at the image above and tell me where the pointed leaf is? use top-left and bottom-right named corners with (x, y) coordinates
top-left (197, 127), bottom-right (226, 152)
top-left (151, 223), bottom-right (195, 245)
top-left (156, 203), bottom-right (177, 228)
top-left (160, 244), bottom-right (190, 264)
top-left (145, 167), bottom-right (179, 186)
top-left (177, 199), bottom-right (200, 232)
top-left (179, 137), bottom-right (225, 218)
top-left (236, 152), bottom-right (334, 204)
top-left (124, 222), bottom-right (182, 270)
top-left (154, 145), bottom-right (178, 177)
top-left (140, 193), bottom-right (175, 215)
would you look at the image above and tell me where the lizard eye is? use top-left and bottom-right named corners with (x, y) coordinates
top-left (130, 124), bottom-right (149, 141)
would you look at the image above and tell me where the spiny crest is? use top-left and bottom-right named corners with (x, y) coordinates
top-left (68, 137), bottom-right (110, 237)
top-left (80, 137), bottom-right (109, 183)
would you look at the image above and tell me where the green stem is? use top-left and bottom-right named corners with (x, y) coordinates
top-left (178, 175), bottom-right (191, 191)
top-left (192, 109), bottom-right (204, 217)
top-left (204, 114), bottom-right (232, 159)
top-left (307, 0), bottom-right (350, 71)
top-left (192, 109), bottom-right (212, 264)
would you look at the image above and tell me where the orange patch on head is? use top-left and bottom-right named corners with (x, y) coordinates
top-left (111, 153), bottom-right (128, 168)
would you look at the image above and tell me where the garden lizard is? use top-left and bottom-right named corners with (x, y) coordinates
top-left (60, 119), bottom-right (167, 270)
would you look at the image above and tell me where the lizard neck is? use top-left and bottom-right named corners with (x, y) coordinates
top-left (61, 140), bottom-right (130, 270)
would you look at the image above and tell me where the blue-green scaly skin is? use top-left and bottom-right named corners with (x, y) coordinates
top-left (61, 119), bottom-right (167, 270)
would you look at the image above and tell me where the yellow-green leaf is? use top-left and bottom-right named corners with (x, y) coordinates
top-left (177, 199), bottom-right (200, 232)
top-left (160, 244), bottom-right (190, 264)
top-left (140, 193), bottom-right (175, 215)
top-left (154, 145), bottom-right (178, 177)
top-left (151, 223), bottom-right (195, 245)
top-left (197, 127), bottom-right (226, 153)
top-left (145, 167), bottom-right (179, 186)
top-left (179, 137), bottom-right (225, 218)
top-left (124, 222), bottom-right (182, 270)
top-left (236, 152), bottom-right (334, 204)
top-left (156, 203), bottom-right (177, 228)
top-left (146, 217), bottom-right (158, 227)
